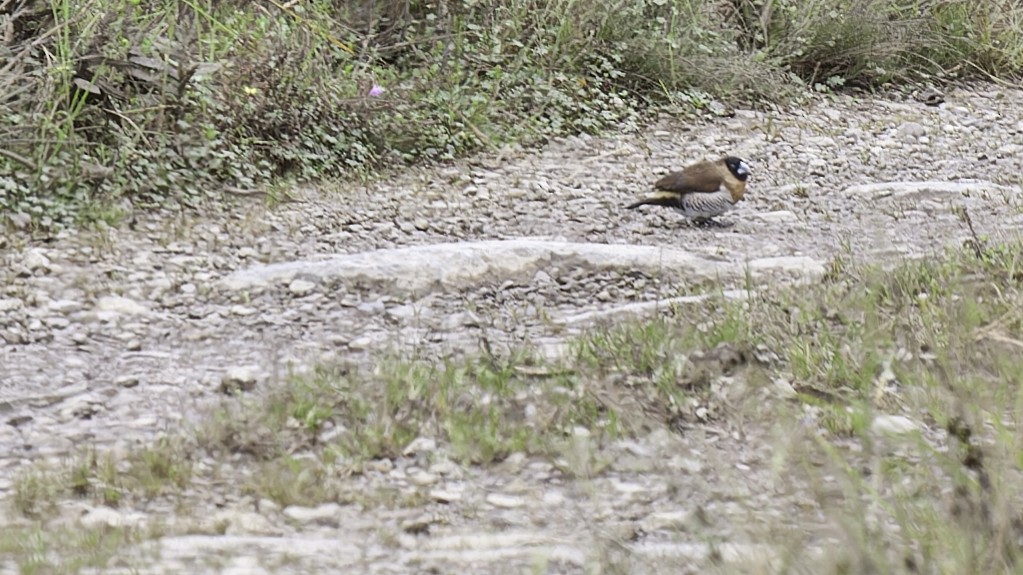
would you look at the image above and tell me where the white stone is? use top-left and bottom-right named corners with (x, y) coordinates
top-left (485, 493), bottom-right (526, 508)
top-left (870, 415), bottom-right (919, 436)
top-left (95, 296), bottom-right (148, 316)
top-left (0, 298), bottom-right (22, 312)
top-left (403, 436), bottom-right (437, 456)
top-left (282, 503), bottom-right (343, 526)
top-left (80, 507), bottom-right (146, 529)
top-left (220, 240), bottom-right (825, 295)
top-left (288, 279), bottom-right (317, 296)
top-left (22, 249), bottom-right (51, 272)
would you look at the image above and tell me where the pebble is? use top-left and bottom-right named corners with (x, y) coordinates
top-left (289, 278), bottom-right (317, 295)
top-left (22, 249), bottom-right (51, 273)
top-left (485, 493), bottom-right (526, 508)
top-left (282, 503), bottom-right (343, 526)
top-left (871, 415), bottom-right (919, 436)
top-left (95, 295), bottom-right (148, 315)
top-left (220, 366), bottom-right (260, 394)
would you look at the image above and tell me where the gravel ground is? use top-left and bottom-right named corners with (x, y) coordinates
top-left (1, 85), bottom-right (1022, 573)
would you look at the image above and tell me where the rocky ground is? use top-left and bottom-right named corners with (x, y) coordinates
top-left (1, 85), bottom-right (1022, 573)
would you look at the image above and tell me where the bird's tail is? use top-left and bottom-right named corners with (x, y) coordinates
top-left (625, 191), bottom-right (680, 210)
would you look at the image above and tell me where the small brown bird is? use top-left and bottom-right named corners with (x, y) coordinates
top-left (626, 156), bottom-right (751, 227)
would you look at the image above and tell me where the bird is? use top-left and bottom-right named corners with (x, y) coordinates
top-left (626, 156), bottom-right (751, 227)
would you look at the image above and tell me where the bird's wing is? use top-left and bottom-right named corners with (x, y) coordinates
top-left (653, 162), bottom-right (722, 194)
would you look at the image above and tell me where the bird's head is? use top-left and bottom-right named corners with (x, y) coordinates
top-left (723, 156), bottom-right (751, 181)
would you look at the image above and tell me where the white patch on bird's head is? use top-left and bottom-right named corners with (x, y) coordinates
top-left (723, 156), bottom-right (751, 180)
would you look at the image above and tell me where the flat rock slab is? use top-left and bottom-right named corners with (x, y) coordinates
top-left (843, 180), bottom-right (1019, 200)
top-left (220, 240), bottom-right (825, 295)
top-left (140, 532), bottom-right (779, 574)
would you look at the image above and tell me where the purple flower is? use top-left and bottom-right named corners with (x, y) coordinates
top-left (369, 84), bottom-right (385, 97)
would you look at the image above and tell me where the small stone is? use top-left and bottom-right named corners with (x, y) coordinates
top-left (95, 296), bottom-right (148, 316)
top-left (0, 298), bottom-right (22, 312)
top-left (7, 414), bottom-right (33, 427)
top-left (348, 336), bottom-right (371, 350)
top-left (219, 511), bottom-right (278, 536)
top-left (60, 398), bottom-right (103, 421)
top-left (409, 471), bottom-right (440, 486)
top-left (897, 122), bottom-right (927, 142)
top-left (752, 210), bottom-right (799, 223)
top-left (429, 488), bottom-right (463, 503)
top-left (871, 415), bottom-right (919, 436)
top-left (220, 366), bottom-right (260, 394)
top-left (80, 507), bottom-right (145, 529)
top-left (179, 283), bottom-right (197, 295)
top-left (115, 375), bottom-right (140, 388)
top-left (485, 493), bottom-right (525, 508)
top-left (611, 481), bottom-right (646, 495)
top-left (43, 316), bottom-right (70, 329)
top-left (357, 300), bottom-right (386, 315)
top-left (771, 377), bottom-right (797, 399)
top-left (401, 515), bottom-right (435, 535)
top-left (542, 491), bottom-right (566, 506)
top-left (47, 299), bottom-right (83, 314)
top-left (22, 249), bottom-right (51, 273)
top-left (429, 459), bottom-right (460, 477)
top-left (289, 279), bottom-right (317, 296)
top-left (641, 510), bottom-right (692, 531)
top-left (282, 503), bottom-right (342, 526)
top-left (403, 436), bottom-right (437, 456)
top-left (229, 305), bottom-right (257, 316)
top-left (364, 459), bottom-right (394, 473)
top-left (257, 499), bottom-right (280, 514)
top-left (8, 212), bottom-right (31, 229)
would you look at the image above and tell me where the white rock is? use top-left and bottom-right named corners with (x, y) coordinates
top-left (641, 510), bottom-right (692, 531)
top-left (288, 279), bottom-right (317, 296)
top-left (844, 180), bottom-right (1018, 200)
top-left (220, 366), bottom-right (260, 393)
top-left (43, 316), bottom-right (70, 329)
top-left (403, 436), bottom-right (437, 456)
top-left (80, 507), bottom-right (145, 529)
top-left (95, 296), bottom-right (148, 316)
top-left (47, 299), bottom-right (83, 314)
top-left (22, 249), bottom-right (51, 273)
top-left (751, 210), bottom-right (799, 223)
top-left (220, 240), bottom-right (825, 295)
top-left (0, 298), bottom-right (22, 312)
top-left (221, 556), bottom-right (270, 575)
top-left (771, 377), bottom-right (797, 399)
top-left (485, 493), bottom-right (526, 508)
top-left (870, 415), bottom-right (919, 436)
top-left (409, 471), bottom-right (440, 486)
top-left (430, 488), bottom-right (463, 503)
top-left (229, 305), bottom-right (258, 316)
top-left (897, 122), bottom-right (927, 142)
top-left (282, 503), bottom-right (343, 526)
top-left (218, 511), bottom-right (278, 536)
